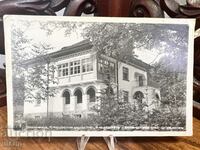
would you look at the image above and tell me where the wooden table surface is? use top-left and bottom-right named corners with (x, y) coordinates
top-left (0, 106), bottom-right (200, 150)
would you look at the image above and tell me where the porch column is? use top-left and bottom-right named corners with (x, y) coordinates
top-left (82, 94), bottom-right (89, 111)
top-left (70, 96), bottom-right (76, 112)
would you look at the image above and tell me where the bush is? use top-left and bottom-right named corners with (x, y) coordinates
top-left (25, 115), bottom-right (98, 129)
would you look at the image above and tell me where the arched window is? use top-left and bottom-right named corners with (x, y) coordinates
top-left (133, 91), bottom-right (144, 104)
top-left (74, 89), bottom-right (82, 104)
top-left (87, 88), bottom-right (96, 102)
top-left (63, 90), bottom-right (70, 104)
top-left (133, 91), bottom-right (144, 110)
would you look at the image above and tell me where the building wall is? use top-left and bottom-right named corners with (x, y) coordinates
top-left (117, 61), bottom-right (161, 111)
top-left (23, 49), bottom-right (99, 118)
top-left (118, 61), bottom-right (148, 101)
top-left (24, 50), bottom-right (161, 118)
top-left (131, 86), bottom-right (161, 111)
top-left (24, 82), bottom-right (103, 118)
top-left (24, 99), bottom-right (48, 118)
top-left (51, 82), bottom-right (102, 118)
top-left (55, 50), bottom-right (97, 87)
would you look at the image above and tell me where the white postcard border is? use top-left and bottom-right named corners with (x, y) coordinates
top-left (4, 15), bottom-right (195, 137)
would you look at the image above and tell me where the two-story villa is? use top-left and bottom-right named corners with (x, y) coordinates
top-left (23, 40), bottom-right (160, 119)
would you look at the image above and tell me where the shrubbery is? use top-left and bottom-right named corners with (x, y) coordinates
top-left (25, 115), bottom-right (97, 128)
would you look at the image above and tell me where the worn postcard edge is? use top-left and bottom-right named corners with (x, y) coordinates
top-left (4, 15), bottom-right (195, 137)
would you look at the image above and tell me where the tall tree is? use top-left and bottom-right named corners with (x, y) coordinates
top-left (82, 22), bottom-right (188, 129)
top-left (82, 23), bottom-right (188, 63)
top-left (92, 79), bottom-right (135, 127)
top-left (11, 25), bottom-right (31, 113)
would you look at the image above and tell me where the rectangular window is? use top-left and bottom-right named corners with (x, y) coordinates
top-left (70, 60), bottom-right (80, 75)
top-left (82, 58), bottom-right (93, 73)
top-left (123, 91), bottom-right (129, 102)
top-left (123, 67), bottom-right (129, 81)
top-left (70, 62), bottom-right (74, 75)
top-left (58, 63), bottom-right (69, 77)
top-left (70, 67), bottom-right (73, 75)
top-left (74, 60), bottom-right (80, 74)
top-left (98, 57), bottom-right (116, 82)
top-left (139, 76), bottom-right (144, 86)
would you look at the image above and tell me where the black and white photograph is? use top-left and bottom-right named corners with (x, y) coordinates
top-left (4, 16), bottom-right (195, 137)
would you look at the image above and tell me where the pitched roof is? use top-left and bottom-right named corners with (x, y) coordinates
top-left (121, 57), bottom-right (151, 70)
top-left (23, 40), bottom-right (93, 65)
top-left (24, 40), bottom-right (151, 70)
top-left (51, 40), bottom-right (150, 69)
top-left (50, 40), bottom-right (93, 59)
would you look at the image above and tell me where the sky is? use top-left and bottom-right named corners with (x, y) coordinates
top-left (134, 49), bottom-right (160, 64)
top-left (16, 18), bottom-right (161, 65)
top-left (0, 29), bottom-right (157, 68)
top-left (24, 26), bottom-right (83, 52)
top-left (0, 23), bottom-right (162, 69)
top-left (24, 28), bottom-right (158, 65)
top-left (0, 9), bottom-right (85, 69)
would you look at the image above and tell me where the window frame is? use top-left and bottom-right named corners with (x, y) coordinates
top-left (63, 90), bottom-right (70, 105)
top-left (98, 57), bottom-right (116, 82)
top-left (57, 57), bottom-right (93, 78)
top-left (87, 88), bottom-right (96, 102)
top-left (70, 60), bottom-right (81, 75)
top-left (75, 89), bottom-right (83, 104)
top-left (58, 63), bottom-right (69, 77)
top-left (123, 67), bottom-right (129, 81)
top-left (138, 75), bottom-right (144, 86)
top-left (123, 90), bottom-right (129, 102)
top-left (82, 58), bottom-right (93, 73)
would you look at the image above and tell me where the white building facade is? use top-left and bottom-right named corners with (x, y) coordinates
top-left (24, 40), bottom-right (160, 119)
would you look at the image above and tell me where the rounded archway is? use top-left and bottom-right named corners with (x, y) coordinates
top-left (74, 88), bottom-right (83, 104)
top-left (62, 90), bottom-right (70, 104)
top-left (87, 87), bottom-right (96, 102)
top-left (133, 91), bottom-right (144, 104)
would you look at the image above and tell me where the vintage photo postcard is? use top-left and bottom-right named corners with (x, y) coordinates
top-left (4, 15), bottom-right (195, 137)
